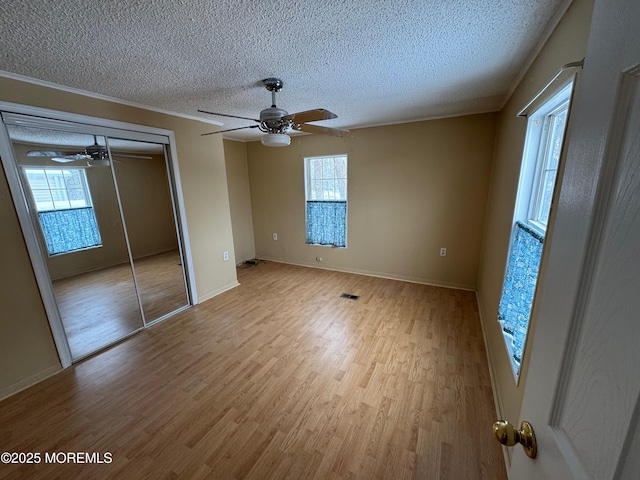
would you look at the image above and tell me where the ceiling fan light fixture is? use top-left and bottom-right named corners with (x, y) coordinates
top-left (261, 133), bottom-right (291, 147)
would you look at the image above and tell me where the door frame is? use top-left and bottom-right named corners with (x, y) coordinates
top-left (0, 101), bottom-right (197, 368)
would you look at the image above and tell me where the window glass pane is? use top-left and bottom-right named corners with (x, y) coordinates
top-left (311, 179), bottom-right (323, 201)
top-left (531, 104), bottom-right (567, 226)
top-left (25, 168), bottom-right (93, 211)
top-left (537, 170), bottom-right (556, 225)
top-left (322, 159), bottom-right (335, 179)
top-left (310, 158), bottom-right (323, 180)
top-left (63, 169), bottom-right (83, 189)
top-left (51, 190), bottom-right (71, 210)
top-left (32, 190), bottom-right (54, 210)
top-left (547, 109), bottom-right (567, 171)
top-left (25, 169), bottom-right (48, 189)
top-left (334, 157), bottom-right (347, 178)
top-left (67, 188), bottom-right (88, 208)
top-left (46, 170), bottom-right (65, 189)
top-left (322, 179), bottom-right (336, 199)
top-left (336, 178), bottom-right (347, 200)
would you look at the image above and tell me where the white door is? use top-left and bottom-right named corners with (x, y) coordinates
top-left (509, 0), bottom-right (640, 478)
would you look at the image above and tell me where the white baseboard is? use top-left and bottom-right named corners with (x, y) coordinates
top-left (256, 256), bottom-right (476, 291)
top-left (196, 281), bottom-right (240, 304)
top-left (0, 365), bottom-right (61, 402)
top-left (475, 291), bottom-right (511, 471)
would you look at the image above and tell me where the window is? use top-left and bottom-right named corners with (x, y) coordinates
top-left (23, 167), bottom-right (102, 255)
top-left (516, 83), bottom-right (572, 235)
top-left (304, 155), bottom-right (347, 247)
top-left (498, 82), bottom-right (573, 378)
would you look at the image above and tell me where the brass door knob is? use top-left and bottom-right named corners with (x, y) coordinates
top-left (492, 420), bottom-right (537, 459)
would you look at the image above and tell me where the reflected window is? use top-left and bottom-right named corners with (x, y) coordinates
top-left (498, 82), bottom-right (572, 378)
top-left (23, 167), bottom-right (102, 255)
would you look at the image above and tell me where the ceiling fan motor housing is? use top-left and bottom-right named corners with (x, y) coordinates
top-left (260, 106), bottom-right (291, 134)
top-left (85, 144), bottom-right (108, 160)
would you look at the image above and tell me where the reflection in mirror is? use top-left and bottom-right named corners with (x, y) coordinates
top-left (7, 126), bottom-right (144, 359)
top-left (109, 139), bottom-right (189, 322)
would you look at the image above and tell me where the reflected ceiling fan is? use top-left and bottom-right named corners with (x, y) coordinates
top-left (199, 78), bottom-right (349, 147)
top-left (27, 136), bottom-right (152, 164)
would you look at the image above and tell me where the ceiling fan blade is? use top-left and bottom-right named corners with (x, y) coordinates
top-left (51, 153), bottom-right (91, 162)
top-left (198, 110), bottom-right (260, 123)
top-left (201, 125), bottom-right (260, 136)
top-left (294, 124), bottom-right (350, 137)
top-left (111, 153), bottom-right (153, 160)
top-left (27, 150), bottom-right (72, 157)
top-left (282, 109), bottom-right (338, 123)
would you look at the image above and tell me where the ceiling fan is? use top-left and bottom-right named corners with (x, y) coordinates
top-left (27, 136), bottom-right (152, 164)
top-left (199, 78), bottom-right (349, 147)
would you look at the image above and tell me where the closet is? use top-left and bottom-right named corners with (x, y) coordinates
top-left (0, 109), bottom-right (192, 362)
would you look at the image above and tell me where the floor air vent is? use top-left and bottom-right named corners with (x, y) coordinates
top-left (340, 293), bottom-right (359, 300)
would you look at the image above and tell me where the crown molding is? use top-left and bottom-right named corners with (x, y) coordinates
top-left (0, 70), bottom-right (223, 126)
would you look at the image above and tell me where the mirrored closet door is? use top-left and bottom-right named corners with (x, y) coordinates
top-left (1, 113), bottom-right (190, 361)
top-left (109, 138), bottom-right (189, 322)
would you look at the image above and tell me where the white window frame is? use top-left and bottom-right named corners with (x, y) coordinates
top-left (514, 82), bottom-right (573, 236)
top-left (500, 80), bottom-right (574, 380)
top-left (304, 154), bottom-right (348, 201)
top-left (527, 100), bottom-right (568, 230)
top-left (22, 166), bottom-right (102, 256)
top-left (23, 166), bottom-right (94, 212)
top-left (304, 154), bottom-right (348, 247)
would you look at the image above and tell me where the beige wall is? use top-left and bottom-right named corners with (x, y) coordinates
top-left (476, 0), bottom-right (594, 432)
top-left (247, 113), bottom-right (497, 290)
top-left (223, 139), bottom-right (256, 264)
top-left (0, 76), bottom-right (238, 398)
top-left (114, 154), bottom-right (178, 259)
top-left (0, 163), bottom-right (61, 398)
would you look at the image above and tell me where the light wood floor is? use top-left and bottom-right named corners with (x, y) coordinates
top-left (53, 250), bottom-right (188, 359)
top-left (133, 250), bottom-right (189, 321)
top-left (0, 261), bottom-right (506, 479)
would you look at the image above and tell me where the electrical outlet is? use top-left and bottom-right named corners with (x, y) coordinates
top-left (316, 256), bottom-right (323, 262)
top-left (273, 233), bottom-right (278, 240)
top-left (440, 247), bottom-right (447, 256)
top-left (223, 251), bottom-right (229, 261)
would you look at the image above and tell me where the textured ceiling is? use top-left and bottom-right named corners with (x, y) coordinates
top-left (0, 0), bottom-right (568, 142)
top-left (7, 125), bottom-right (165, 153)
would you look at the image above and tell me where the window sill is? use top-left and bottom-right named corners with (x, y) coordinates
top-left (306, 243), bottom-right (347, 249)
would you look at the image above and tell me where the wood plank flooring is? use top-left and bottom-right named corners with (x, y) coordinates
top-left (53, 261), bottom-right (143, 359)
top-left (132, 250), bottom-right (189, 321)
top-left (53, 250), bottom-right (188, 359)
top-left (0, 261), bottom-right (506, 479)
